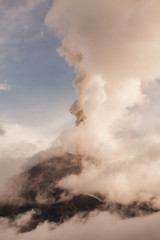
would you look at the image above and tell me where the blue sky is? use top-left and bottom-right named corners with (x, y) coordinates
top-left (0, 0), bottom-right (76, 139)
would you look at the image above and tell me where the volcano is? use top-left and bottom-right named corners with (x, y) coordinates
top-left (0, 152), bottom-right (159, 233)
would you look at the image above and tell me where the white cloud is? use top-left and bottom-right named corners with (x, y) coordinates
top-left (0, 120), bottom-right (53, 197)
top-left (0, 211), bottom-right (160, 240)
top-left (0, 83), bottom-right (10, 91)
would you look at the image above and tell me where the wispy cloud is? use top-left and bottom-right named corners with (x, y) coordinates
top-left (0, 83), bottom-right (10, 91)
top-left (0, 0), bottom-right (51, 67)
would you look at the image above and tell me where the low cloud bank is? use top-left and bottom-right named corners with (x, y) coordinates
top-left (1, 211), bottom-right (160, 240)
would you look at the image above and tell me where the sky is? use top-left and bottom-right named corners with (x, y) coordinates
top-left (0, 0), bottom-right (76, 143)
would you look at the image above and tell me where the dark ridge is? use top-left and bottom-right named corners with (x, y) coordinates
top-left (0, 152), bottom-right (159, 233)
top-left (0, 194), bottom-right (102, 233)
top-left (101, 201), bottom-right (159, 219)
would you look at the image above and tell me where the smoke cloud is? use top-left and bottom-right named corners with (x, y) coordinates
top-left (45, 0), bottom-right (160, 205)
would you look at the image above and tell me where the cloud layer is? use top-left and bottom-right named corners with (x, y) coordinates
top-left (1, 211), bottom-right (160, 240)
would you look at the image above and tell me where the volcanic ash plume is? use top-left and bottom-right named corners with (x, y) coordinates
top-left (45, 0), bottom-right (160, 205)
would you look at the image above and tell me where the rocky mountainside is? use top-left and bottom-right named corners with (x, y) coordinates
top-left (0, 153), bottom-right (159, 233)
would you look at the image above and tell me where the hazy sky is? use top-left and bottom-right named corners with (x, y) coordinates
top-left (0, 0), bottom-right (76, 140)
